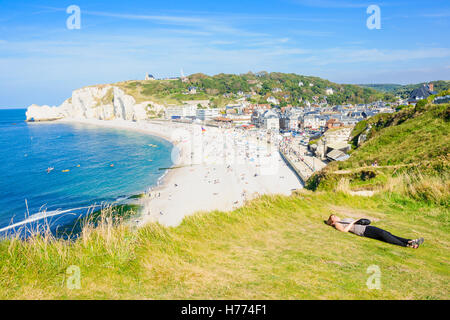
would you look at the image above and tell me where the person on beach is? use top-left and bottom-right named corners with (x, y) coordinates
top-left (326, 214), bottom-right (424, 248)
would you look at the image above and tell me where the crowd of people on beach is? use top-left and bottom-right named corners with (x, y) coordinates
top-left (134, 122), bottom-right (302, 226)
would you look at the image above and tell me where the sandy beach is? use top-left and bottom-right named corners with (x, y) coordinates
top-left (61, 119), bottom-right (304, 227)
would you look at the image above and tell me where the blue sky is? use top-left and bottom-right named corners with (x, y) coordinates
top-left (0, 0), bottom-right (449, 107)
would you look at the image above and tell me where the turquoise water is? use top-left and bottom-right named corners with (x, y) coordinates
top-left (0, 109), bottom-right (173, 236)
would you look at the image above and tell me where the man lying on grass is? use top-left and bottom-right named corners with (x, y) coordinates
top-left (326, 214), bottom-right (424, 249)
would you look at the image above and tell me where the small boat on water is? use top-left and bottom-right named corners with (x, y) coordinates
top-left (62, 169), bottom-right (70, 173)
top-left (46, 167), bottom-right (54, 174)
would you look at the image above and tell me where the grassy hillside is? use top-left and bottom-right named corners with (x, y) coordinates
top-left (0, 191), bottom-right (448, 299)
top-left (306, 99), bottom-right (449, 206)
top-left (103, 72), bottom-right (393, 107)
top-left (347, 103), bottom-right (449, 168)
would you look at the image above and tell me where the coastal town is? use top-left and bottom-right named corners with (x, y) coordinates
top-left (23, 75), bottom-right (449, 228)
top-left (25, 71), bottom-right (446, 189)
top-left (160, 81), bottom-right (440, 181)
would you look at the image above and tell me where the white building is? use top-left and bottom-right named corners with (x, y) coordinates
top-left (267, 96), bottom-right (279, 105)
top-left (285, 108), bottom-right (304, 131)
top-left (261, 110), bottom-right (280, 131)
top-left (283, 115), bottom-right (301, 131)
top-left (325, 88), bottom-right (334, 95)
top-left (145, 73), bottom-right (155, 81)
top-left (188, 87), bottom-right (197, 94)
top-left (303, 114), bottom-right (327, 129)
top-left (196, 108), bottom-right (219, 121)
top-left (272, 88), bottom-right (282, 93)
top-left (165, 105), bottom-right (197, 119)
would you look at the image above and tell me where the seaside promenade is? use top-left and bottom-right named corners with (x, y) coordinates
top-left (279, 138), bottom-right (327, 182)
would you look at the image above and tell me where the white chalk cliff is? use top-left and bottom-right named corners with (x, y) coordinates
top-left (26, 86), bottom-right (163, 122)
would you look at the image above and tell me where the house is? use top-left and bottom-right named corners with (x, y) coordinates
top-left (267, 97), bottom-right (279, 105)
top-left (145, 73), bottom-right (155, 81)
top-left (298, 81), bottom-right (304, 87)
top-left (303, 114), bottom-right (322, 130)
top-left (347, 111), bottom-right (367, 120)
top-left (188, 87), bottom-right (197, 94)
top-left (261, 110), bottom-right (280, 131)
top-left (407, 83), bottom-right (436, 104)
top-left (272, 88), bottom-right (282, 93)
top-left (283, 114), bottom-right (302, 131)
top-left (314, 127), bottom-right (353, 160)
top-left (340, 117), bottom-right (359, 126)
top-left (280, 109), bottom-right (302, 131)
top-left (325, 88), bottom-right (334, 95)
top-left (251, 104), bottom-right (272, 111)
top-left (326, 119), bottom-right (344, 129)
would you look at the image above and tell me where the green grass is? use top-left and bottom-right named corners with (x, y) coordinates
top-left (345, 103), bottom-right (449, 169)
top-left (308, 103), bottom-right (450, 206)
top-left (0, 191), bottom-right (448, 299)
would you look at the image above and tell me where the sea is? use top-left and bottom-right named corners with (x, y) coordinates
top-left (0, 109), bottom-right (173, 237)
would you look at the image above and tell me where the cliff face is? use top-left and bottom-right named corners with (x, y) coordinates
top-left (26, 86), bottom-right (163, 121)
